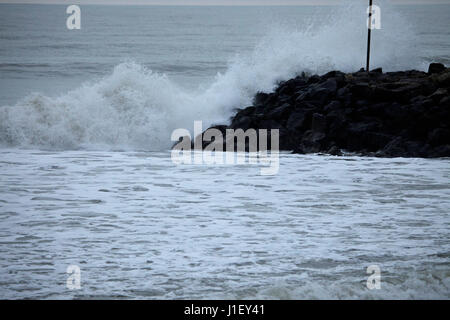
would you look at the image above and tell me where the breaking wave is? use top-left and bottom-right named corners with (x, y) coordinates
top-left (217, 267), bottom-right (450, 300)
top-left (0, 1), bottom-right (425, 150)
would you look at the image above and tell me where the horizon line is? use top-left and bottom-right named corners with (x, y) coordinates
top-left (1, 1), bottom-right (449, 6)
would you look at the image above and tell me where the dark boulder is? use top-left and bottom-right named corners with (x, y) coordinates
top-left (300, 130), bottom-right (328, 153)
top-left (371, 67), bottom-right (383, 74)
top-left (265, 103), bottom-right (292, 120)
top-left (324, 101), bottom-right (342, 113)
top-left (286, 111), bottom-right (307, 132)
top-left (429, 88), bottom-right (448, 103)
top-left (253, 92), bottom-right (270, 107)
top-left (428, 128), bottom-right (450, 147)
top-left (311, 113), bottom-right (327, 133)
top-left (318, 78), bottom-right (338, 93)
top-left (192, 63), bottom-right (450, 158)
top-left (327, 145), bottom-right (343, 156)
top-left (230, 115), bottom-right (253, 131)
top-left (428, 63), bottom-right (446, 74)
top-left (351, 83), bottom-right (372, 99)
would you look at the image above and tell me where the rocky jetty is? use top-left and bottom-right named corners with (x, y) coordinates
top-left (198, 63), bottom-right (450, 158)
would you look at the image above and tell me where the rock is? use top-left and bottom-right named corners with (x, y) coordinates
top-left (327, 145), bottom-right (342, 156)
top-left (373, 82), bottom-right (424, 102)
top-left (265, 103), bottom-right (292, 120)
top-left (305, 87), bottom-right (331, 105)
top-left (324, 100), bottom-right (342, 113)
top-left (192, 125), bottom-right (228, 150)
top-left (429, 88), bottom-right (448, 103)
top-left (230, 106), bottom-right (257, 130)
top-left (381, 137), bottom-right (409, 157)
top-left (318, 78), bottom-right (338, 93)
top-left (440, 96), bottom-right (450, 106)
top-left (429, 144), bottom-right (450, 157)
top-left (428, 63), bottom-right (446, 74)
top-left (428, 128), bottom-right (450, 146)
top-left (344, 122), bottom-right (384, 151)
top-left (322, 70), bottom-right (345, 79)
top-left (336, 86), bottom-right (349, 97)
top-left (230, 115), bottom-right (253, 130)
top-left (277, 78), bottom-right (298, 96)
top-left (311, 113), bottom-right (327, 133)
top-left (365, 132), bottom-right (393, 150)
top-left (253, 92), bottom-right (270, 107)
top-left (307, 75), bottom-right (321, 84)
top-left (351, 83), bottom-right (372, 98)
top-left (257, 119), bottom-right (283, 130)
top-left (301, 130), bottom-right (327, 153)
top-left (233, 106), bottom-right (255, 119)
top-left (286, 111), bottom-right (307, 132)
top-left (371, 67), bottom-right (383, 74)
top-left (431, 70), bottom-right (450, 87)
top-left (190, 64), bottom-right (450, 158)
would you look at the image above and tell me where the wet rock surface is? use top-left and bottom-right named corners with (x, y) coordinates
top-left (198, 63), bottom-right (450, 158)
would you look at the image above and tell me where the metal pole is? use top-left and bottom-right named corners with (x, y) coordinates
top-left (366, 0), bottom-right (373, 72)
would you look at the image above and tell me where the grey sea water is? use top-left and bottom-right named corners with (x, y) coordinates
top-left (0, 3), bottom-right (449, 299)
top-left (1, 4), bottom-right (449, 106)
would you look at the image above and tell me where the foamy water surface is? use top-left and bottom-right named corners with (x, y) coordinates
top-left (0, 150), bottom-right (449, 299)
top-left (0, 3), bottom-right (450, 300)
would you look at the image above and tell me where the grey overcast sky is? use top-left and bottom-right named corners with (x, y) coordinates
top-left (1, 0), bottom-right (449, 5)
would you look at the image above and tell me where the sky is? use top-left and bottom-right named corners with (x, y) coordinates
top-left (0, 0), bottom-right (449, 5)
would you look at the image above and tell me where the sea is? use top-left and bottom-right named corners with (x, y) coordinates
top-left (0, 2), bottom-right (449, 299)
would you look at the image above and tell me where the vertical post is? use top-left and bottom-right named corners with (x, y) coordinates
top-left (366, 0), bottom-right (373, 72)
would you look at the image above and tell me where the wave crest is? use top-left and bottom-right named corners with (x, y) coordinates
top-left (0, 1), bottom-right (424, 150)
